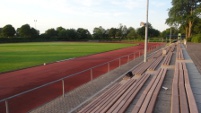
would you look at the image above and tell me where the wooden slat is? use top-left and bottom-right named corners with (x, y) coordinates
top-left (106, 74), bottom-right (148, 113)
top-left (131, 68), bottom-right (167, 113)
top-left (171, 62), bottom-right (180, 113)
top-left (135, 60), bottom-right (154, 75)
top-left (114, 74), bottom-right (151, 113)
top-left (171, 62), bottom-right (198, 113)
top-left (148, 56), bottom-right (164, 70)
top-left (179, 62), bottom-right (189, 113)
top-left (131, 69), bottom-right (162, 113)
top-left (145, 68), bottom-right (167, 113)
top-left (78, 83), bottom-right (121, 113)
top-left (182, 62), bottom-right (199, 113)
top-left (162, 52), bottom-right (173, 66)
top-left (80, 80), bottom-right (132, 112)
top-left (185, 85), bottom-right (199, 113)
top-left (176, 44), bottom-right (184, 60)
top-left (97, 79), bottom-right (136, 113)
top-left (138, 69), bottom-right (163, 113)
top-left (90, 79), bottom-right (135, 113)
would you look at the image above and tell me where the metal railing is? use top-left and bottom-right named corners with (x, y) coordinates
top-left (0, 45), bottom-right (160, 113)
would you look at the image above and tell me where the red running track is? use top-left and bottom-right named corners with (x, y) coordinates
top-left (0, 42), bottom-right (163, 113)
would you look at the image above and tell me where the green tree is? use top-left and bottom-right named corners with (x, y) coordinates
top-left (58, 29), bottom-right (68, 39)
top-left (149, 29), bottom-right (160, 37)
top-left (77, 28), bottom-right (91, 40)
top-left (17, 24), bottom-right (39, 38)
top-left (45, 28), bottom-right (58, 38)
top-left (116, 24), bottom-right (123, 39)
top-left (0, 28), bottom-right (2, 38)
top-left (137, 23), bottom-right (160, 38)
top-left (122, 25), bottom-right (128, 39)
top-left (2, 24), bottom-right (16, 38)
top-left (192, 18), bottom-right (201, 34)
top-left (66, 29), bottom-right (78, 40)
top-left (116, 24), bottom-right (128, 40)
top-left (56, 27), bottom-right (67, 38)
top-left (56, 26), bottom-right (65, 32)
top-left (108, 28), bottom-right (117, 39)
top-left (126, 27), bottom-right (138, 39)
top-left (137, 23), bottom-right (152, 38)
top-left (161, 27), bottom-right (180, 40)
top-left (93, 26), bottom-right (106, 39)
top-left (166, 0), bottom-right (201, 39)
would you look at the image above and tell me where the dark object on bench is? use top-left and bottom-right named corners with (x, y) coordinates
top-left (125, 71), bottom-right (134, 78)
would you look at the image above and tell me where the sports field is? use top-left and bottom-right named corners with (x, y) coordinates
top-left (0, 42), bottom-right (134, 73)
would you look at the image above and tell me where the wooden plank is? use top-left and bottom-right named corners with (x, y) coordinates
top-left (106, 74), bottom-right (148, 113)
top-left (115, 74), bottom-right (151, 113)
top-left (163, 52), bottom-right (173, 66)
top-left (131, 69), bottom-right (161, 113)
top-left (182, 62), bottom-right (199, 113)
top-left (91, 79), bottom-right (135, 113)
top-left (179, 62), bottom-right (189, 113)
top-left (83, 80), bottom-right (131, 112)
top-left (149, 56), bottom-right (164, 70)
top-left (137, 60), bottom-right (154, 75)
top-left (98, 79), bottom-right (136, 113)
top-left (78, 83), bottom-right (121, 113)
top-left (171, 62), bottom-right (180, 113)
top-left (185, 85), bottom-right (199, 113)
top-left (138, 69), bottom-right (163, 113)
top-left (145, 68), bottom-right (167, 113)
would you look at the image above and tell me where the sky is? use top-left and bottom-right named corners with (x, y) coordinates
top-left (0, 0), bottom-right (172, 34)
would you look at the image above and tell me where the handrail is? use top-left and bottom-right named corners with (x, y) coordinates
top-left (0, 50), bottom-right (142, 103)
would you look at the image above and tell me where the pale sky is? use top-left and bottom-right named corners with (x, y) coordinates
top-left (0, 0), bottom-right (172, 34)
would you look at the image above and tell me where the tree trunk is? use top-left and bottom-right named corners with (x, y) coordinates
top-left (187, 8), bottom-right (194, 39)
top-left (188, 21), bottom-right (193, 38)
top-left (185, 26), bottom-right (188, 39)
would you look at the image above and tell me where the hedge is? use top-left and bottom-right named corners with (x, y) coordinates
top-left (191, 34), bottom-right (201, 43)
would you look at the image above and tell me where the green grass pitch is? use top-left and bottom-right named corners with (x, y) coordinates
top-left (0, 42), bottom-right (134, 73)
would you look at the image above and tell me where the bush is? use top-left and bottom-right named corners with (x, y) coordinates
top-left (191, 34), bottom-right (201, 43)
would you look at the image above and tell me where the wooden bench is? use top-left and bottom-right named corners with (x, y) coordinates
top-left (106, 74), bottom-right (150, 113)
top-left (147, 49), bottom-right (163, 61)
top-left (148, 56), bottom-right (164, 71)
top-left (152, 50), bottom-right (162, 59)
top-left (162, 52), bottom-right (173, 66)
top-left (170, 44), bottom-right (175, 52)
top-left (78, 79), bottom-right (135, 113)
top-left (132, 60), bottom-right (155, 75)
top-left (161, 43), bottom-right (176, 66)
top-left (131, 68), bottom-right (167, 113)
top-left (79, 74), bottom-right (151, 113)
top-left (176, 44), bottom-right (184, 60)
top-left (171, 62), bottom-right (199, 113)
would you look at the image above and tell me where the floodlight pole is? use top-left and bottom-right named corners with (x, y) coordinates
top-left (144, 0), bottom-right (149, 62)
top-left (34, 20), bottom-right (37, 29)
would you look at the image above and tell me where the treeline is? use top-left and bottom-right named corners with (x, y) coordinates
top-left (0, 23), bottom-right (161, 42)
top-left (166, 0), bottom-right (201, 42)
